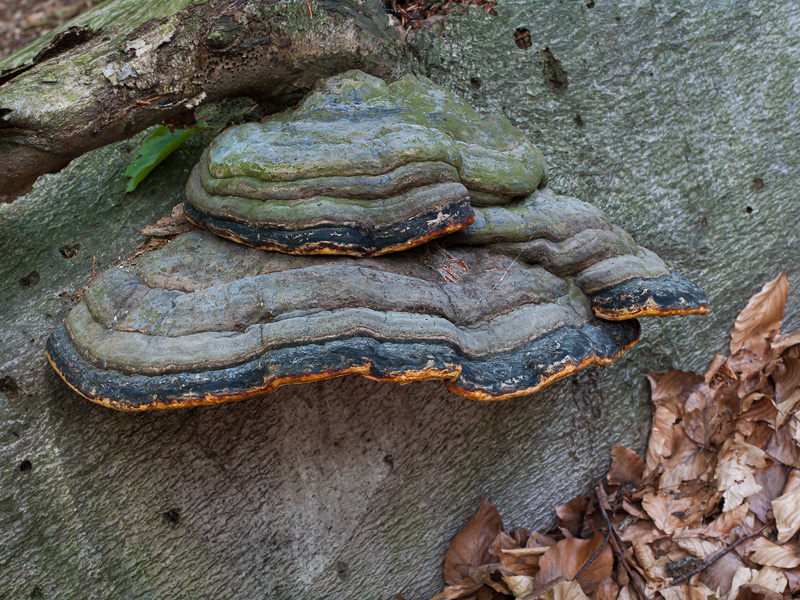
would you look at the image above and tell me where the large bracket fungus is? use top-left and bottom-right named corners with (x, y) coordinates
top-left (47, 70), bottom-right (708, 411)
top-left (47, 231), bottom-right (641, 410)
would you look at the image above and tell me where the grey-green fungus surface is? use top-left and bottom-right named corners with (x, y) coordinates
top-left (47, 70), bottom-right (708, 410)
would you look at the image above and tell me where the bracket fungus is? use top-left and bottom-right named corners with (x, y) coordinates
top-left (47, 231), bottom-right (641, 410)
top-left (184, 71), bottom-right (546, 256)
top-left (47, 70), bottom-right (708, 411)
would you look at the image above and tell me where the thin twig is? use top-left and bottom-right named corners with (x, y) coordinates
top-left (574, 490), bottom-right (611, 580)
top-left (595, 488), bottom-right (649, 600)
top-left (660, 520), bottom-right (773, 588)
top-left (304, 0), bottom-right (313, 19)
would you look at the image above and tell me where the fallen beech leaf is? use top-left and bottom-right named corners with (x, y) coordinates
top-left (429, 582), bottom-right (483, 600)
top-left (729, 566), bottom-right (787, 600)
top-left (588, 577), bottom-right (618, 600)
top-left (641, 492), bottom-right (697, 535)
top-left (607, 444), bottom-right (646, 487)
top-left (660, 582), bottom-right (717, 600)
top-left (616, 587), bottom-right (635, 600)
top-left (774, 357), bottom-right (800, 427)
top-left (716, 435), bottom-right (770, 512)
top-left (773, 485), bottom-right (800, 543)
top-left (490, 531), bottom-right (542, 577)
top-left (673, 531), bottom-right (724, 559)
top-left (784, 567), bottom-right (800, 593)
top-left (746, 537), bottom-right (800, 568)
top-left (697, 546), bottom-right (748, 597)
top-left (503, 574), bottom-right (536, 598)
top-left (765, 423), bottom-right (800, 469)
top-left (730, 273), bottom-right (789, 355)
top-left (702, 502), bottom-right (750, 539)
top-left (555, 496), bottom-right (586, 537)
top-left (659, 425), bottom-right (712, 490)
top-left (773, 330), bottom-right (800, 354)
top-left (529, 579), bottom-right (589, 600)
top-left (733, 584), bottom-right (785, 600)
top-left (648, 370), bottom-right (704, 415)
top-left (645, 405), bottom-right (679, 476)
top-left (140, 203), bottom-right (194, 237)
top-left (618, 520), bottom-right (664, 545)
top-left (705, 353), bottom-right (729, 384)
top-left (749, 463), bottom-right (790, 523)
top-left (783, 469), bottom-right (800, 494)
top-left (534, 532), bottom-right (612, 587)
top-left (444, 498), bottom-right (503, 585)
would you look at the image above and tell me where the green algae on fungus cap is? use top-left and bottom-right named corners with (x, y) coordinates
top-left (184, 70), bottom-right (547, 256)
top-left (448, 187), bottom-right (710, 320)
top-left (46, 230), bottom-right (639, 411)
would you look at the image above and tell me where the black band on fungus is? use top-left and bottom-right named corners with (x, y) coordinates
top-left (183, 197), bottom-right (475, 257)
top-left (47, 319), bottom-right (640, 411)
top-left (589, 272), bottom-right (709, 320)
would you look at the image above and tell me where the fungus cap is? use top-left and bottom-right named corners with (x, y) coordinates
top-left (47, 230), bottom-right (639, 411)
top-left (184, 71), bottom-right (547, 256)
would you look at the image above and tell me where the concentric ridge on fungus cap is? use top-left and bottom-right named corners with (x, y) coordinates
top-left (46, 230), bottom-right (640, 411)
top-left (184, 70), bottom-right (547, 257)
top-left (448, 188), bottom-right (710, 320)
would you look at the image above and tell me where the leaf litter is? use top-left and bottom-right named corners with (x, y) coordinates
top-left (416, 273), bottom-right (800, 600)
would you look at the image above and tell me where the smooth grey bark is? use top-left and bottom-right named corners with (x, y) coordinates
top-left (1, 2), bottom-right (799, 599)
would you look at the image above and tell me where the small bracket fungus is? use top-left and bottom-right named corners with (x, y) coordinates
top-left (47, 70), bottom-right (708, 411)
top-left (184, 71), bottom-right (546, 257)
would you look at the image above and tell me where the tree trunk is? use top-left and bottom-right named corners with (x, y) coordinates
top-left (0, 0), bottom-right (408, 200)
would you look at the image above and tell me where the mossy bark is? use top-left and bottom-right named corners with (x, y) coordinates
top-left (0, 0), bottom-right (408, 199)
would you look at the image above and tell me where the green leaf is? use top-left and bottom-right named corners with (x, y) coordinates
top-left (124, 121), bottom-right (209, 192)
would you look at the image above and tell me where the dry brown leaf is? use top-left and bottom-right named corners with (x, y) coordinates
top-left (702, 502), bottom-right (750, 539)
top-left (659, 425), bottom-right (712, 490)
top-left (749, 463), bottom-right (791, 523)
top-left (616, 586), bottom-right (635, 600)
top-left (660, 582), bottom-right (718, 600)
top-left (503, 574), bottom-right (536, 598)
top-left (746, 537), bottom-right (800, 569)
top-left (648, 371), bottom-right (704, 415)
top-left (607, 444), bottom-right (646, 487)
top-left (783, 469), bottom-right (800, 494)
top-left (555, 496), bottom-right (586, 537)
top-left (642, 492), bottom-right (698, 535)
top-left (618, 520), bottom-right (664, 544)
top-left (730, 273), bottom-right (789, 355)
top-left (588, 577), bottom-right (618, 600)
top-left (765, 423), bottom-right (800, 469)
top-left (444, 498), bottom-right (503, 585)
top-left (529, 579), bottom-right (589, 600)
top-left (673, 530), bottom-right (724, 559)
top-left (784, 567), bottom-right (800, 592)
top-left (429, 581), bottom-right (483, 600)
top-left (491, 531), bottom-right (542, 577)
top-left (774, 357), bottom-right (800, 428)
top-left (705, 353), bottom-right (730, 384)
top-left (716, 435), bottom-right (770, 512)
top-left (773, 330), bottom-right (800, 354)
top-left (773, 485), bottom-right (800, 543)
top-left (645, 405), bottom-right (679, 476)
top-left (697, 546), bottom-right (748, 598)
top-left (729, 566), bottom-right (788, 600)
top-left (534, 532), bottom-right (612, 587)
